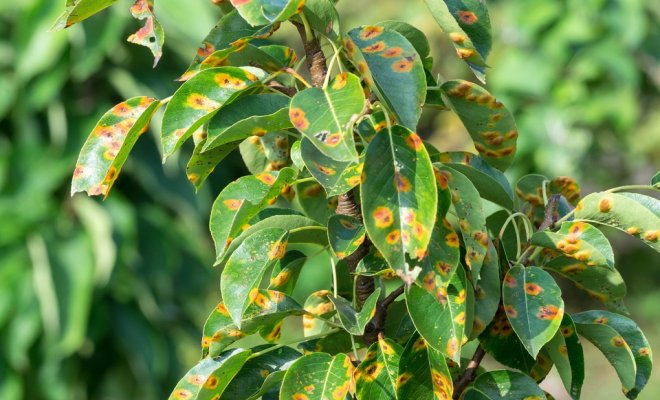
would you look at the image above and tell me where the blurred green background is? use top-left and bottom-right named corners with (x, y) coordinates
top-left (0, 0), bottom-right (658, 399)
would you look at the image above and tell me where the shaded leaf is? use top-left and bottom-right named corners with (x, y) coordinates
top-left (296, 0), bottom-right (340, 41)
top-left (303, 290), bottom-right (335, 336)
top-left (328, 288), bottom-right (380, 335)
top-left (356, 336), bottom-right (403, 400)
top-left (280, 353), bottom-right (353, 400)
top-left (515, 174), bottom-right (579, 226)
top-left (346, 26), bottom-right (426, 129)
top-left (543, 314), bottom-right (584, 399)
top-left (127, 0), bottom-right (164, 66)
top-left (361, 125), bottom-right (437, 279)
top-left (463, 370), bottom-right (546, 400)
top-left (52, 0), bottom-right (118, 31)
top-left (186, 131), bottom-right (239, 191)
top-left (239, 131), bottom-right (291, 174)
top-left (479, 305), bottom-right (537, 374)
top-left (356, 110), bottom-right (392, 144)
top-left (440, 80), bottom-right (517, 171)
top-left (300, 138), bottom-right (363, 196)
top-left (295, 180), bottom-right (337, 223)
top-left (268, 251), bottom-right (306, 295)
top-left (574, 192), bottom-right (660, 252)
top-left (470, 240), bottom-right (500, 339)
top-left (328, 215), bottom-right (366, 259)
top-left (298, 331), bottom-right (355, 356)
top-left (71, 97), bottom-right (161, 198)
top-left (231, 0), bottom-right (303, 27)
top-left (376, 21), bottom-right (431, 62)
top-left (289, 72), bottom-right (364, 162)
top-left (413, 218), bottom-right (460, 296)
top-left (396, 335), bottom-right (453, 400)
top-left (204, 44), bottom-right (297, 73)
top-left (652, 171), bottom-right (660, 187)
top-left (383, 300), bottom-right (416, 345)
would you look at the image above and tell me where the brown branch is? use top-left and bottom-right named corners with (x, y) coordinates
top-left (292, 21), bottom-right (328, 88)
top-left (453, 345), bottom-right (486, 399)
top-left (267, 81), bottom-right (297, 97)
top-left (362, 285), bottom-right (404, 345)
top-left (519, 194), bottom-right (561, 265)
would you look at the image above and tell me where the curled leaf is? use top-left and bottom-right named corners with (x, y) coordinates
top-left (127, 0), bottom-right (164, 67)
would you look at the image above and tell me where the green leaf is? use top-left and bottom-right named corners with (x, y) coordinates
top-left (71, 97), bottom-right (161, 198)
top-left (470, 240), bottom-right (500, 339)
top-left (573, 311), bottom-right (652, 398)
top-left (280, 353), bottom-right (353, 400)
top-left (361, 125), bottom-right (437, 279)
top-left (328, 288), bottom-right (380, 335)
top-left (346, 26), bottom-right (426, 129)
top-left (479, 306), bottom-right (537, 374)
top-left (463, 370), bottom-right (546, 400)
top-left (202, 290), bottom-right (303, 356)
top-left (532, 221), bottom-right (615, 270)
top-left (544, 314), bottom-right (584, 400)
top-left (239, 131), bottom-right (291, 174)
top-left (515, 174), bottom-right (580, 226)
top-left (289, 72), bottom-right (364, 162)
top-left (51, 0), bottom-right (118, 31)
top-left (187, 132), bottom-right (239, 191)
top-left (383, 301), bottom-right (416, 345)
top-left (168, 348), bottom-right (251, 400)
top-left (268, 251), bottom-right (306, 295)
top-left (356, 110), bottom-right (392, 144)
top-left (223, 345), bottom-right (301, 400)
top-left (435, 151), bottom-right (514, 209)
top-left (126, 0), bottom-right (164, 66)
top-left (423, 0), bottom-right (491, 82)
top-left (296, 0), bottom-right (340, 41)
top-left (355, 336), bottom-right (403, 400)
top-left (406, 271), bottom-right (467, 362)
top-left (161, 66), bottom-right (266, 159)
top-left (203, 44), bottom-right (297, 73)
top-left (204, 93), bottom-right (292, 151)
top-left (435, 165), bottom-right (488, 279)
top-left (396, 335), bottom-right (453, 400)
top-left (574, 192), bottom-right (660, 252)
top-left (300, 138), bottom-right (363, 196)
top-left (652, 171), bottom-right (660, 188)
top-left (303, 290), bottom-right (335, 336)
top-left (573, 313), bottom-right (637, 394)
top-left (220, 228), bottom-right (289, 327)
top-left (231, 0), bottom-right (303, 26)
top-left (376, 21), bottom-right (431, 62)
top-left (328, 215), bottom-right (366, 259)
top-left (295, 181), bottom-right (337, 223)
top-left (413, 218), bottom-right (460, 296)
top-left (502, 265), bottom-right (564, 358)
top-left (440, 80), bottom-right (517, 171)
top-left (210, 168), bottom-right (296, 262)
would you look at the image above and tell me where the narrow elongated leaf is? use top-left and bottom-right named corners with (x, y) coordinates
top-left (435, 151), bottom-right (514, 209)
top-left (470, 240), bottom-right (500, 338)
top-left (328, 215), bottom-right (366, 259)
top-left (423, 0), bottom-right (491, 81)
top-left (168, 348), bottom-right (251, 400)
top-left (231, 0), bottom-right (303, 26)
top-left (435, 165), bottom-right (488, 279)
top-left (532, 221), bottom-right (615, 270)
top-left (463, 370), bottom-right (546, 400)
top-left (205, 93), bottom-right (292, 151)
top-left (414, 218), bottom-right (460, 296)
top-left (440, 80), bottom-right (517, 171)
top-left (396, 335), bottom-right (453, 400)
top-left (161, 66), bottom-right (266, 159)
top-left (71, 97), bottom-right (161, 198)
top-left (210, 168), bottom-right (296, 262)
top-left (280, 353), bottom-right (353, 400)
top-left (502, 266), bottom-right (564, 358)
top-left (544, 314), bottom-right (584, 400)
top-left (300, 138), bottom-right (363, 196)
top-left (127, 0), bottom-right (164, 66)
top-left (346, 26), bottom-right (426, 129)
top-left (355, 336), bottom-right (403, 400)
top-left (573, 314), bottom-right (637, 394)
top-left (406, 271), bottom-right (466, 361)
top-left (574, 192), bottom-right (660, 252)
top-left (289, 72), bottom-right (364, 162)
top-left (328, 289), bottom-right (380, 335)
top-left (573, 311), bottom-right (652, 398)
top-left (52, 0), bottom-right (118, 30)
top-left (221, 228), bottom-right (289, 327)
top-left (361, 125), bottom-right (437, 278)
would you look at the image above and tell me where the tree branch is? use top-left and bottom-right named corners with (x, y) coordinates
top-left (292, 21), bottom-right (328, 88)
top-left (453, 345), bottom-right (486, 399)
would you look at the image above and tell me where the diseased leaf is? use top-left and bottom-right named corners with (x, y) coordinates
top-left (210, 168), bottom-right (297, 262)
top-left (479, 305), bottom-right (537, 374)
top-left (574, 192), bottom-right (660, 252)
top-left (346, 26), bottom-right (426, 130)
top-left (300, 138), bottom-right (363, 196)
top-left (303, 290), bottom-right (335, 336)
top-left (470, 240), bottom-right (500, 339)
top-left (268, 251), bottom-right (306, 295)
top-left (652, 171), bottom-right (660, 187)
top-left (52, 0), bottom-right (118, 31)
top-left (231, 0), bottom-right (303, 27)
top-left (376, 21), bottom-right (431, 63)
top-left (463, 370), bottom-right (547, 400)
top-left (328, 215), bottom-right (366, 259)
top-left (204, 44), bottom-right (297, 74)
top-left (298, 331), bottom-right (355, 356)
top-left (515, 174), bottom-right (580, 226)
top-left (573, 311), bottom-right (652, 398)
top-left (361, 125), bottom-right (437, 280)
top-left (355, 336), bottom-right (403, 400)
top-left (161, 66), bottom-right (266, 159)
top-left (413, 218), bottom-right (460, 296)
top-left (356, 110), bottom-right (393, 144)
top-left (296, 0), bottom-right (340, 41)
top-left (423, 0), bottom-right (491, 82)
top-left (127, 0), bottom-right (164, 66)
top-left (280, 352), bottom-right (353, 400)
top-left (187, 130), bottom-right (239, 191)
top-left (328, 288), bottom-right (380, 335)
top-left (289, 72), bottom-right (364, 162)
top-left (239, 131), bottom-right (291, 174)
top-left (502, 266), bottom-right (564, 358)
top-left (544, 314), bottom-right (584, 400)
top-left (573, 313), bottom-right (637, 394)
top-left (440, 80), bottom-right (517, 171)
top-left (396, 335), bottom-right (453, 400)
top-left (168, 348), bottom-right (251, 400)
top-left (202, 290), bottom-right (303, 357)
top-left (434, 165), bottom-right (488, 280)
top-left (295, 180), bottom-right (337, 223)
top-left (71, 97), bottom-right (161, 198)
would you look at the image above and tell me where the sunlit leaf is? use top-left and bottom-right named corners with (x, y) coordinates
top-left (355, 336), bottom-right (403, 400)
top-left (328, 288), bottom-right (380, 335)
top-left (413, 218), bottom-right (460, 296)
top-left (161, 66), bottom-right (266, 159)
top-left (186, 129), bottom-right (239, 191)
top-left (289, 72), bottom-right (364, 162)
top-left (396, 334), bottom-right (453, 400)
top-left (71, 97), bottom-right (161, 198)
top-left (328, 215), bottom-right (366, 259)
top-left (267, 251), bottom-right (306, 295)
top-left (231, 0), bottom-right (303, 27)
top-left (574, 192), bottom-right (660, 252)
top-left (376, 21), bottom-right (431, 63)
top-left (440, 80), bottom-right (517, 171)
top-left (463, 370), bottom-right (547, 400)
top-left (346, 26), bottom-right (426, 130)
top-left (544, 314), bottom-right (584, 399)
top-left (479, 305), bottom-right (537, 374)
top-left (280, 352), bottom-right (353, 400)
top-left (51, 0), bottom-right (118, 31)
top-left (126, 0), bottom-right (164, 67)
top-left (300, 139), bottom-right (363, 196)
top-left (202, 44), bottom-right (297, 74)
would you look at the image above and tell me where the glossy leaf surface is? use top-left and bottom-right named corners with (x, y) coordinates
top-left (280, 352), bottom-right (353, 400)
top-left (231, 0), bottom-right (303, 26)
top-left (127, 0), bottom-right (164, 66)
top-left (414, 219), bottom-right (460, 296)
top-left (187, 132), bottom-right (239, 191)
top-left (346, 26), bottom-right (426, 130)
top-left (239, 131), bottom-right (291, 174)
top-left (52, 0), bottom-right (117, 30)
top-left (328, 289), bottom-right (380, 335)
top-left (463, 370), bottom-right (546, 400)
top-left (544, 314), bottom-right (584, 399)
top-left (300, 138), bottom-right (363, 196)
top-left (328, 215), bottom-right (366, 259)
top-left (298, 0), bottom-right (340, 41)
top-left (355, 336), bottom-right (403, 400)
top-left (71, 97), bottom-right (161, 198)
top-left (303, 290), bottom-right (335, 336)
top-left (470, 240), bottom-right (500, 338)
top-left (479, 306), bottom-right (537, 374)
top-left (396, 335), bottom-right (453, 400)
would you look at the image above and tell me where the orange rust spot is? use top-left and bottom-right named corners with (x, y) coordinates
top-left (445, 232), bottom-right (459, 247)
top-left (386, 230), bottom-right (401, 244)
top-left (289, 108), bottom-right (309, 130)
top-left (360, 26), bottom-right (384, 40)
top-left (457, 10), bottom-right (478, 24)
top-left (405, 132), bottom-right (423, 150)
top-left (643, 230), bottom-right (658, 242)
top-left (332, 72), bottom-right (348, 90)
top-left (268, 240), bottom-right (288, 260)
top-left (456, 48), bottom-right (475, 59)
top-left (223, 199), bottom-right (243, 210)
top-left (325, 133), bottom-right (342, 147)
top-left (524, 283), bottom-right (543, 296)
top-left (394, 173), bottom-right (412, 192)
top-left (381, 47), bottom-right (403, 58)
top-left (362, 41), bottom-right (386, 53)
top-left (373, 206), bottom-right (394, 228)
top-left (599, 197), bottom-right (612, 213)
top-left (392, 58), bottom-right (414, 72)
top-left (611, 336), bottom-right (627, 348)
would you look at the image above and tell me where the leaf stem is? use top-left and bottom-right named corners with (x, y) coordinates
top-left (292, 176), bottom-right (317, 185)
top-left (605, 185), bottom-right (658, 193)
top-left (299, 11), bottom-right (314, 43)
top-left (282, 67), bottom-right (312, 88)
